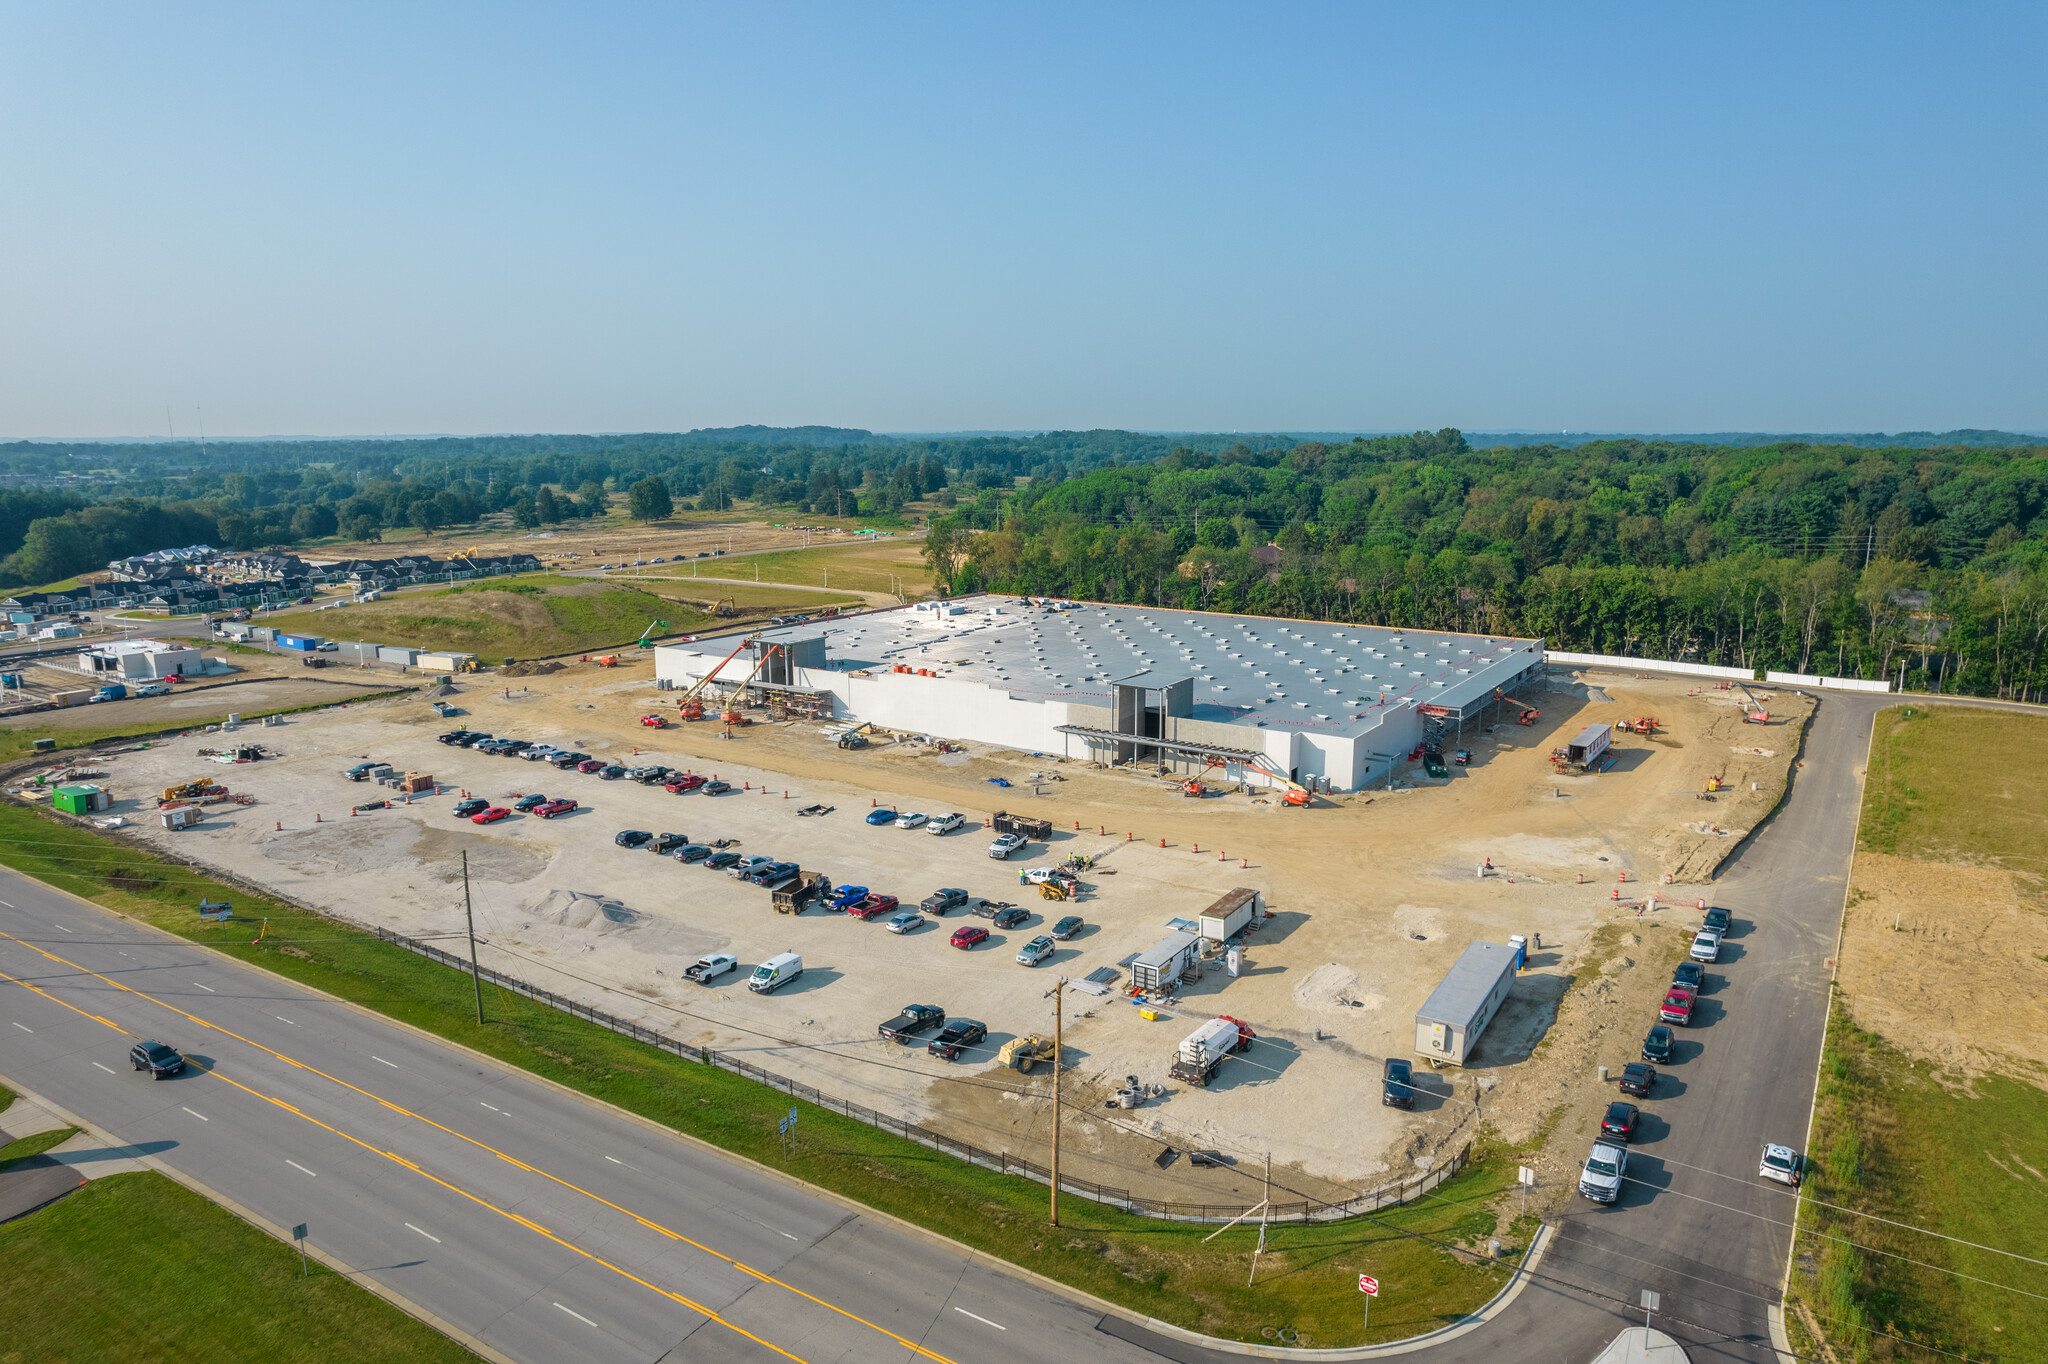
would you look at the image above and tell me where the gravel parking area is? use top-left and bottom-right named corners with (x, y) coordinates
top-left (63, 670), bottom-right (1807, 1205)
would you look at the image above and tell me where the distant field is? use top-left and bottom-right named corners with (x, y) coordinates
top-left (255, 583), bottom-right (714, 658)
top-left (708, 541), bottom-right (932, 596)
top-left (0, 1172), bottom-right (479, 1362)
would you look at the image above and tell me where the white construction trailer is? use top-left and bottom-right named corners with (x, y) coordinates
top-left (1414, 940), bottom-right (1519, 1067)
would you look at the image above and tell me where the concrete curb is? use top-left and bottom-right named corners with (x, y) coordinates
top-left (0, 1069), bottom-right (520, 1364)
top-left (1102, 1222), bottom-right (1553, 1359)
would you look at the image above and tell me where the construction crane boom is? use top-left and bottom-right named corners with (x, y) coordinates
top-left (675, 639), bottom-right (752, 704)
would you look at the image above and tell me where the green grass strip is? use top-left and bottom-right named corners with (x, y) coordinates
top-left (0, 1172), bottom-right (482, 1363)
top-left (0, 1125), bottom-right (79, 1171)
top-left (0, 798), bottom-right (1521, 1345)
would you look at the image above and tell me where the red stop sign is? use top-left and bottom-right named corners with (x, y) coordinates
top-left (1358, 1274), bottom-right (1380, 1296)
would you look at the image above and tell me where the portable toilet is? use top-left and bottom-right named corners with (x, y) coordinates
top-left (1508, 934), bottom-right (1528, 970)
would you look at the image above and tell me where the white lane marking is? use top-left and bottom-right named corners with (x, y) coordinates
top-left (405, 1223), bottom-right (441, 1243)
top-left (51, 923), bottom-right (73, 933)
top-left (371, 1056), bottom-right (399, 1068)
top-left (181, 1106), bottom-right (208, 1121)
top-left (553, 1302), bottom-right (598, 1328)
top-left (10, 1021), bottom-right (30, 1032)
top-left (604, 1155), bottom-right (623, 1164)
top-left (274, 1015), bottom-right (299, 1026)
top-left (286, 1160), bottom-right (318, 1177)
top-left (954, 1307), bottom-right (1006, 1330)
top-left (479, 1102), bottom-right (503, 1114)
top-left (0, 899), bottom-right (13, 907)
top-left (192, 982), bottom-right (216, 993)
top-left (92, 1062), bottom-right (116, 1073)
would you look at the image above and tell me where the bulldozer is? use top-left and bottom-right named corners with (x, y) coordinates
top-left (998, 1034), bottom-right (1055, 1073)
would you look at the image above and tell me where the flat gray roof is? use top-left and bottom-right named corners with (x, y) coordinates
top-left (1415, 940), bottom-right (1519, 1031)
top-left (676, 594), bottom-right (1543, 740)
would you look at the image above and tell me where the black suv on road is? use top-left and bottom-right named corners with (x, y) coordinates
top-left (130, 1039), bottom-right (186, 1079)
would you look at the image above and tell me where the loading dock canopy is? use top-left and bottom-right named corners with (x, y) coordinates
top-left (1052, 724), bottom-right (1263, 763)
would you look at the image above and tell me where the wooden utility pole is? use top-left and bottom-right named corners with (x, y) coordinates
top-left (462, 851), bottom-right (483, 1025)
top-left (1047, 976), bottom-right (1067, 1226)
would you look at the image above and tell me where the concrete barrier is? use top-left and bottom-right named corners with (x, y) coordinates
top-left (1763, 670), bottom-right (1892, 693)
top-left (1546, 650), bottom-right (1756, 682)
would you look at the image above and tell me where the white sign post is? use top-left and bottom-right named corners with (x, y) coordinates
top-left (1518, 1164), bottom-right (1535, 1215)
top-left (1359, 1274), bottom-right (1380, 1335)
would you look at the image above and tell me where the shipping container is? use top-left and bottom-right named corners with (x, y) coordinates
top-left (1565, 723), bottom-right (1612, 768)
top-left (377, 645), bottom-right (419, 666)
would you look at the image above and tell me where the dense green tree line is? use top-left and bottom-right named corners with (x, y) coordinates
top-left (925, 432), bottom-right (2048, 700)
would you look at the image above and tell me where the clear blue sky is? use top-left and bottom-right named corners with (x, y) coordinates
top-left (2, 4), bottom-right (2042, 437)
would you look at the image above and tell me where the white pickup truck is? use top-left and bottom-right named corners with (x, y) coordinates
top-left (683, 953), bottom-right (737, 984)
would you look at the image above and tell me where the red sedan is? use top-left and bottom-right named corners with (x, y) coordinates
top-left (471, 807), bottom-right (511, 824)
top-left (949, 925), bottom-right (988, 949)
top-left (850, 894), bottom-right (900, 921)
top-left (665, 773), bottom-right (707, 793)
top-left (533, 799), bottom-right (577, 818)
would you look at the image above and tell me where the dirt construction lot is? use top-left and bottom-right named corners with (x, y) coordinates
top-left (51, 658), bottom-right (1809, 1207)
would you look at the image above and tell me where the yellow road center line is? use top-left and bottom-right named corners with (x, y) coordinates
top-left (0, 931), bottom-right (960, 1364)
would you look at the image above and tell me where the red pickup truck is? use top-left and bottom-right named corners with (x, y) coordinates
top-left (849, 894), bottom-right (900, 921)
top-left (533, 798), bottom-right (578, 819)
top-left (1659, 985), bottom-right (1697, 1026)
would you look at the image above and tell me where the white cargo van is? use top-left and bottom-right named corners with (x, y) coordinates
top-left (748, 952), bottom-right (803, 993)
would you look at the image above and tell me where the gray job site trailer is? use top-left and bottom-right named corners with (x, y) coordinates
top-left (1130, 930), bottom-right (1201, 994)
top-left (1413, 940), bottom-right (1519, 1067)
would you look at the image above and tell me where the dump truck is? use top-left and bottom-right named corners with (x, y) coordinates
top-left (771, 871), bottom-right (829, 914)
top-left (991, 811), bottom-right (1053, 841)
top-left (1167, 1015), bottom-right (1254, 1088)
top-left (998, 1034), bottom-right (1055, 1073)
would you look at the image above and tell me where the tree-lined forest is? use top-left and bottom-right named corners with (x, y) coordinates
top-left (0, 427), bottom-right (1263, 585)
top-left (924, 430), bottom-right (2048, 701)
top-left (4, 425), bottom-right (2045, 701)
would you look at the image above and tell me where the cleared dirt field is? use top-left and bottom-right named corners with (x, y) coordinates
top-left (54, 658), bottom-right (1806, 1207)
top-left (310, 510), bottom-right (910, 572)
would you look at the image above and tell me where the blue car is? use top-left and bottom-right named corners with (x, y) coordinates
top-left (827, 884), bottom-right (869, 911)
top-left (864, 808), bottom-right (898, 826)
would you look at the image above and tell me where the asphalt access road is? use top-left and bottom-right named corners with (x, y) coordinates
top-left (0, 691), bottom-right (2020, 1363)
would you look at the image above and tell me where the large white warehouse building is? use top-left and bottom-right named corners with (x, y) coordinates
top-left (654, 594), bottom-right (1545, 793)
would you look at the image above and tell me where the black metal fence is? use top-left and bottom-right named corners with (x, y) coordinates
top-left (370, 923), bottom-right (1470, 1224)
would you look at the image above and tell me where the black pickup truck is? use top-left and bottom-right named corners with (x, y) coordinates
top-left (878, 1004), bottom-right (946, 1044)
